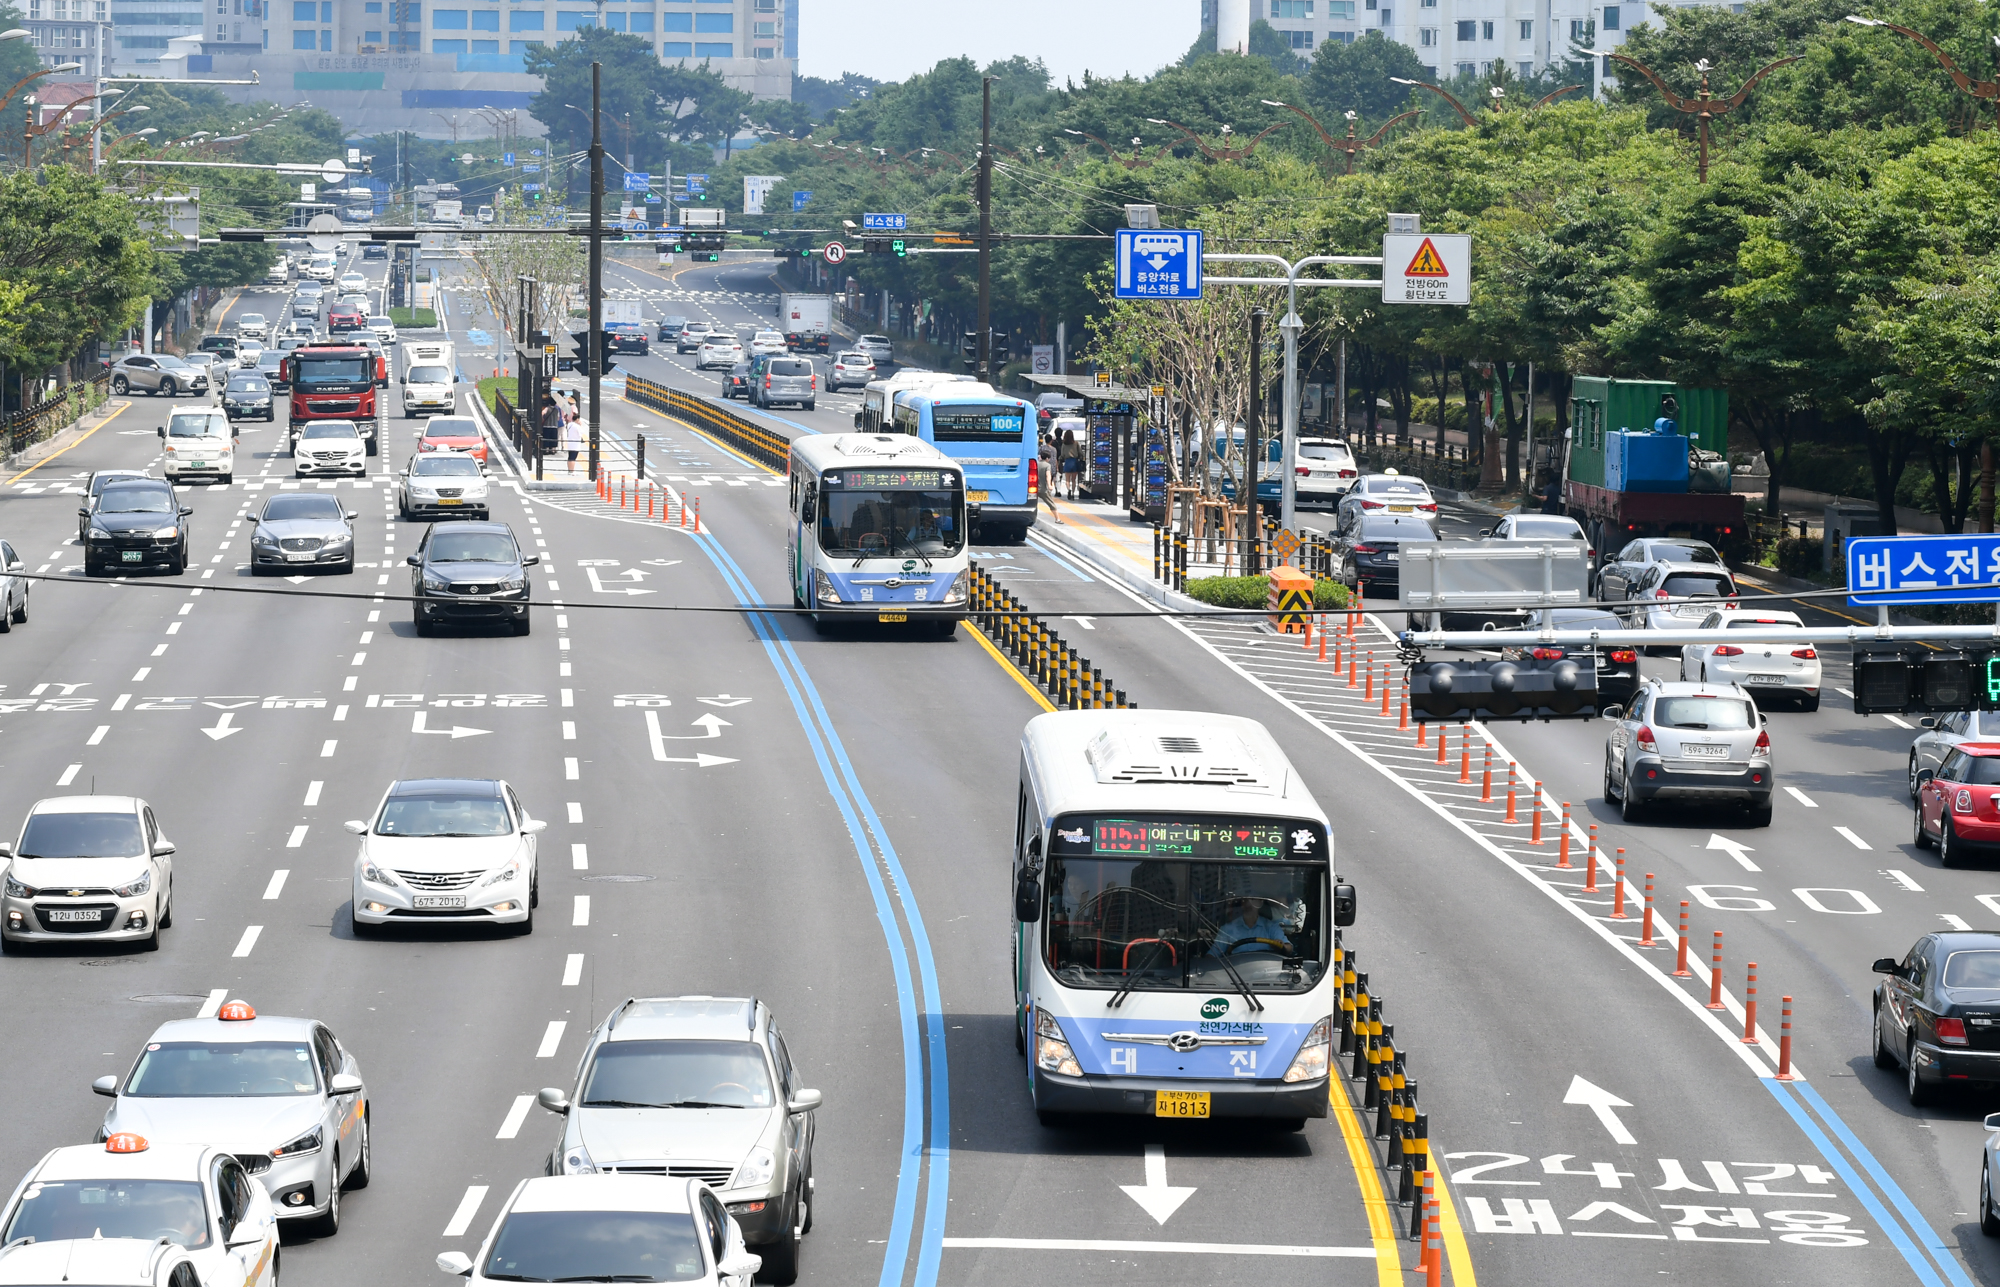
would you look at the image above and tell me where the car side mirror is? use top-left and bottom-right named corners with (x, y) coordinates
top-left (1479, 528), bottom-right (1491, 537)
top-left (226, 1221), bottom-right (266, 1249)
top-left (157, 426), bottom-right (165, 437)
top-left (151, 840), bottom-right (176, 857)
top-left (719, 1254), bottom-right (761, 1281)
top-left (343, 820), bottom-right (368, 835)
top-left (1920, 717), bottom-right (1937, 729)
top-left (92, 1074), bottom-right (118, 1097)
top-left (521, 554), bottom-right (540, 567)
top-left (345, 510), bottom-right (357, 520)
top-left (436, 1251), bottom-right (474, 1277)
top-left (522, 819), bottom-right (547, 835)
top-left (1334, 882), bottom-right (1357, 928)
top-left (180, 507), bottom-right (194, 517)
top-left (78, 507), bottom-right (89, 517)
top-left (536, 1087), bottom-right (570, 1115)
top-left (406, 554), bottom-right (421, 566)
top-left (1601, 705), bottom-right (1624, 721)
top-left (787, 1088), bottom-right (823, 1113)
top-left (329, 1072), bottom-right (364, 1095)
top-left (1986, 1113), bottom-right (2000, 1133)
top-left (1014, 872), bottom-right (1041, 923)
top-left (0, 841), bottom-right (11, 858)
top-left (1872, 957), bottom-right (1902, 976)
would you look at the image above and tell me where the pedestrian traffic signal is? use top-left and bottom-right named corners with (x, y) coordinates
top-left (861, 237), bottom-right (890, 256)
top-left (891, 238), bottom-right (907, 258)
top-left (960, 331), bottom-right (980, 368)
top-left (1408, 655), bottom-right (1600, 722)
top-left (568, 331), bottom-right (618, 378)
top-left (992, 332), bottom-right (1011, 363)
top-left (1852, 645), bottom-right (2000, 715)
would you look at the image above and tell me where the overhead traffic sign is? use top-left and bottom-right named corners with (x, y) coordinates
top-left (1382, 232), bottom-right (1470, 305)
top-left (503, 152), bottom-right (515, 166)
top-left (1114, 228), bottom-right (1203, 300)
top-left (1847, 534), bottom-right (2000, 606)
top-left (623, 172), bottom-right (650, 192)
top-left (862, 212), bottom-right (907, 230)
top-left (822, 240), bottom-right (846, 265)
top-left (792, 190), bottom-right (812, 212)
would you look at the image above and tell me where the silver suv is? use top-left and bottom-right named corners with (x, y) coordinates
top-left (535, 996), bottom-right (821, 1285)
top-left (107, 353), bottom-right (209, 398)
top-left (854, 334), bottom-right (894, 365)
top-left (1603, 678), bottom-right (1773, 826)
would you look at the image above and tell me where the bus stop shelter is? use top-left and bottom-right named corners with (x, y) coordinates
top-left (1022, 374), bottom-right (1169, 522)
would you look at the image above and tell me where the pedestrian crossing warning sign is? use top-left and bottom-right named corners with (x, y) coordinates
top-left (1403, 238), bottom-right (1449, 277)
top-left (1382, 232), bottom-right (1471, 305)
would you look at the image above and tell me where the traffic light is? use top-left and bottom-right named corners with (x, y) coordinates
top-left (991, 331), bottom-right (1011, 363)
top-left (1852, 645), bottom-right (1997, 714)
top-left (891, 238), bottom-right (907, 258)
top-left (960, 330), bottom-right (979, 368)
top-left (567, 331), bottom-right (618, 377)
top-left (1408, 655), bottom-right (1600, 722)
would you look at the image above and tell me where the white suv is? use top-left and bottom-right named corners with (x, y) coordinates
top-left (0, 795), bottom-right (175, 951)
top-left (235, 312), bottom-right (269, 341)
top-left (697, 334), bottom-right (743, 370)
top-left (749, 330), bottom-right (787, 357)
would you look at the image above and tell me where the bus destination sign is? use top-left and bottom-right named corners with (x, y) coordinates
top-left (832, 469), bottom-right (954, 490)
top-left (1084, 818), bottom-right (1322, 861)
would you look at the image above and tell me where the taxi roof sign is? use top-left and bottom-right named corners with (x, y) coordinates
top-left (217, 1000), bottom-right (256, 1021)
top-left (105, 1133), bottom-right (149, 1153)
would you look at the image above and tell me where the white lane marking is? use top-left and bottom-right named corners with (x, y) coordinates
top-left (571, 843), bottom-right (588, 870)
top-left (131, 668), bottom-right (149, 681)
top-left (1942, 915), bottom-right (1973, 931)
top-left (1783, 786), bottom-right (1816, 808)
top-left (1885, 869), bottom-right (1925, 892)
top-left (938, 1239), bottom-right (1373, 1258)
top-left (443, 1186), bottom-right (489, 1237)
top-left (1834, 826), bottom-right (1871, 850)
top-left (561, 688), bottom-right (574, 707)
top-left (304, 781), bottom-right (322, 806)
top-left (573, 895), bottom-right (589, 926)
top-left (112, 694), bottom-right (131, 711)
top-left (287, 825), bottom-right (309, 848)
top-left (367, 610), bottom-right (380, 623)
top-left (536, 1021), bottom-right (567, 1058)
top-left (87, 725), bottom-right (109, 746)
top-left (165, 622), bottom-right (181, 635)
top-left (178, 602), bottom-right (192, 615)
top-left (358, 631), bottom-right (373, 644)
top-left (333, 705), bottom-right (348, 721)
top-left (562, 954), bottom-right (584, 986)
top-left (567, 802), bottom-right (583, 823)
top-left (150, 644), bottom-right (168, 656)
top-left (565, 757), bottom-right (579, 780)
top-left (377, 574), bottom-right (389, 585)
top-left (264, 870), bottom-right (289, 899)
top-left (321, 740), bottom-right (337, 757)
top-left (343, 675), bottom-right (357, 691)
top-left (1885, 714), bottom-right (1913, 729)
top-left (57, 764), bottom-right (80, 786)
top-left (231, 925), bottom-right (263, 957)
top-left (351, 652), bottom-right (366, 665)
top-left (560, 662), bottom-right (571, 677)
top-left (197, 989), bottom-right (228, 1018)
top-left (1835, 687), bottom-right (1854, 698)
top-left (495, 1095), bottom-right (535, 1139)
top-left (562, 721), bottom-right (576, 739)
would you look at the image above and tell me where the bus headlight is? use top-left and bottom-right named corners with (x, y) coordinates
top-left (941, 569), bottom-right (970, 606)
top-left (1035, 1009), bottom-right (1081, 1077)
top-left (1282, 1016), bottom-right (1333, 1083)
top-left (814, 571), bottom-right (842, 605)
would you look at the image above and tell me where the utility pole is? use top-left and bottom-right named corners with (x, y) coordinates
top-left (1247, 307), bottom-right (1265, 576)
top-left (587, 60), bottom-right (604, 483)
top-left (976, 75), bottom-right (993, 382)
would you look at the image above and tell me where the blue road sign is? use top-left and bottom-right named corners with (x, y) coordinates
top-left (523, 183), bottom-right (542, 193)
top-left (503, 151), bottom-right (515, 167)
top-left (1847, 534), bottom-right (2000, 605)
top-left (1115, 228), bottom-right (1203, 300)
top-left (862, 212), bottom-right (907, 231)
top-left (623, 172), bottom-right (650, 192)
top-left (685, 173), bottom-right (708, 195)
top-left (792, 190), bottom-right (812, 212)
top-left (530, 149), bottom-right (544, 156)
top-left (522, 164), bottom-right (541, 173)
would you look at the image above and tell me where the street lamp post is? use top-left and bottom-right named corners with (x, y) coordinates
top-left (1058, 127), bottom-right (1164, 170)
top-left (1259, 98), bottom-right (1419, 174)
top-left (586, 60), bottom-right (603, 483)
top-left (1844, 16), bottom-right (2000, 128)
top-left (1584, 51), bottom-right (1798, 182)
top-left (1142, 116), bottom-right (1285, 162)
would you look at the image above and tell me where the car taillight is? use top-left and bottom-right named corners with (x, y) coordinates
top-left (1938, 1017), bottom-right (1969, 1046)
top-left (1713, 645), bottom-right (1744, 657)
top-left (1338, 469), bottom-right (1356, 478)
top-left (1297, 466), bottom-right (1310, 477)
top-left (1636, 726), bottom-right (1657, 753)
top-left (1792, 647), bottom-right (1817, 659)
top-left (1419, 502), bottom-right (1438, 512)
top-left (1753, 728), bottom-right (1771, 754)
top-left (1027, 457), bottom-right (1038, 493)
top-left (1608, 649), bottom-right (1637, 664)
top-left (765, 377), bottom-right (772, 387)
top-left (1351, 544), bottom-right (1378, 555)
top-left (1361, 500), bottom-right (1383, 509)
top-left (811, 375), bottom-right (817, 390)
top-left (1530, 647), bottom-right (1565, 661)
top-left (1656, 589), bottom-right (1671, 599)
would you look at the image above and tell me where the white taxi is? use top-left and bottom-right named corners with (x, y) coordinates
top-left (0, 1136), bottom-right (278, 1287)
top-left (0, 1230), bottom-right (203, 1287)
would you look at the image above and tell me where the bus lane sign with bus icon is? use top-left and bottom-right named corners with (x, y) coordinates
top-left (1115, 228), bottom-right (1203, 300)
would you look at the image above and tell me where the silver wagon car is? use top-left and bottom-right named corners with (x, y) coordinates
top-left (1603, 678), bottom-right (1773, 826)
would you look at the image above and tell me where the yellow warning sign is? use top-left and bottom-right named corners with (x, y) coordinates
top-left (1404, 237), bottom-right (1450, 278)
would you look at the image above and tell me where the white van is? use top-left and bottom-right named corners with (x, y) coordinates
top-left (160, 407), bottom-right (235, 484)
top-left (400, 340), bottom-right (456, 418)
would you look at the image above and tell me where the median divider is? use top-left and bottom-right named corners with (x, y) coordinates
top-left (622, 373), bottom-right (790, 472)
top-left (967, 564), bottom-right (1132, 710)
top-left (1332, 933), bottom-right (1445, 1246)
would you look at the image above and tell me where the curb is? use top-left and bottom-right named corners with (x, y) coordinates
top-left (1028, 515), bottom-right (1210, 613)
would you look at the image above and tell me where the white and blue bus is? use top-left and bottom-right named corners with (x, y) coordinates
top-left (1012, 709), bottom-right (1355, 1125)
top-left (786, 433), bottom-right (971, 637)
top-left (891, 386), bottom-right (1038, 544)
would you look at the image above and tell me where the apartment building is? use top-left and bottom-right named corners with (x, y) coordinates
top-left (21, 0), bottom-right (109, 73)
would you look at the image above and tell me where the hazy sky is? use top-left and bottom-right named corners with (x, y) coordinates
top-left (798, 1), bottom-right (1203, 87)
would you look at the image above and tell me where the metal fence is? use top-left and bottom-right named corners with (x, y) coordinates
top-left (6, 374), bottom-right (110, 459)
top-left (493, 388), bottom-right (546, 476)
top-left (1361, 444), bottom-right (1482, 494)
top-left (622, 374), bottom-right (789, 472)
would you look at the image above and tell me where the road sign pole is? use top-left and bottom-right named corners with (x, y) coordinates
top-left (1279, 301), bottom-right (1302, 532)
top-left (977, 75), bottom-right (993, 382)
top-left (587, 60), bottom-right (603, 484)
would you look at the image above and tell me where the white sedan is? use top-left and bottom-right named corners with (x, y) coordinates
top-left (294, 420), bottom-right (368, 477)
top-left (438, 1176), bottom-right (759, 1287)
top-left (749, 330), bottom-right (787, 357)
top-left (398, 451), bottom-right (490, 520)
top-left (0, 1137), bottom-right (278, 1287)
top-left (1679, 608), bottom-right (1821, 710)
top-left (697, 336), bottom-right (744, 370)
top-left (337, 271), bottom-right (369, 294)
top-left (349, 777), bottom-right (543, 935)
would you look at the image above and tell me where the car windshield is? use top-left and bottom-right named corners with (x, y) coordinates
top-left (1299, 443), bottom-right (1351, 461)
top-left (424, 419), bottom-right (477, 436)
top-left (1944, 950), bottom-right (2000, 988)
top-left (263, 494), bottom-right (343, 521)
top-left (239, 314), bottom-right (264, 323)
top-left (1509, 518), bottom-right (1584, 539)
top-left (861, 335), bottom-right (889, 345)
top-left (301, 422), bottom-right (357, 440)
top-left (408, 366), bottom-right (451, 384)
top-left (95, 487), bottom-right (173, 514)
top-left (837, 353), bottom-right (868, 364)
top-left (1662, 572), bottom-right (1734, 598)
top-left (17, 812), bottom-right (144, 859)
top-left (769, 360), bottom-right (812, 377)
top-left (91, 473), bottom-right (141, 495)
top-left (428, 531), bottom-right (516, 563)
top-left (1652, 696), bottom-right (1757, 730)
top-left (1364, 479), bottom-right (1427, 496)
top-left (367, 317), bottom-right (392, 327)
top-left (124, 1041), bottom-right (318, 1097)
top-left (3, 1179), bottom-right (211, 1250)
top-left (483, 1210), bottom-right (706, 1284)
top-left (155, 356), bottom-right (191, 370)
top-left (580, 1039), bottom-right (775, 1109)
top-left (754, 332), bottom-right (783, 343)
top-left (167, 413), bottom-right (227, 438)
top-left (414, 456), bottom-right (481, 477)
top-left (1727, 616), bottom-right (1799, 630)
top-left (1542, 609), bottom-right (1624, 631)
top-left (818, 485), bottom-right (963, 558)
top-left (376, 790), bottom-right (511, 836)
top-left (1654, 541), bottom-right (1721, 565)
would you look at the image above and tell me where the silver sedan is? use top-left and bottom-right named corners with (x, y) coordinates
top-left (249, 491), bottom-right (356, 574)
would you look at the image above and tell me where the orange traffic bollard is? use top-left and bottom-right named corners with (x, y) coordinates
top-left (1529, 783), bottom-right (1544, 845)
top-left (1777, 997), bottom-right (1797, 1080)
top-left (1364, 662), bottom-right (1374, 703)
top-left (1414, 715), bottom-right (1425, 745)
top-left (1673, 901), bottom-right (1692, 976)
top-left (1610, 849), bottom-right (1628, 918)
top-left (1640, 873), bottom-right (1657, 946)
top-left (1459, 729), bottom-right (1471, 784)
top-left (1401, 695), bottom-right (1412, 732)
top-left (1318, 617), bottom-right (1328, 662)
top-left (1504, 764), bottom-right (1517, 823)
top-left (1435, 721), bottom-right (1448, 765)
top-left (1583, 826), bottom-right (1599, 891)
top-left (693, 497), bottom-right (700, 532)
top-left (1556, 803), bottom-right (1572, 867)
top-left (1423, 1175), bottom-right (1443, 1286)
top-left (1303, 617), bottom-right (1314, 651)
top-left (1708, 932), bottom-right (1726, 1009)
top-left (1379, 665), bottom-right (1392, 716)
top-left (1742, 962), bottom-right (1760, 1044)
top-left (1480, 745), bottom-right (1493, 801)
top-left (1347, 642), bottom-right (1358, 687)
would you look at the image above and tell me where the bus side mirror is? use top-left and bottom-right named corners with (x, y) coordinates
top-left (1333, 883), bottom-right (1357, 928)
top-left (1014, 873), bottom-right (1041, 924)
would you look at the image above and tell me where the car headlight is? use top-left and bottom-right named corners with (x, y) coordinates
top-left (4, 874), bottom-right (35, 898)
top-left (480, 859), bottom-right (521, 887)
top-left (1035, 1009), bottom-right (1081, 1077)
top-left (942, 569), bottom-right (970, 606)
top-left (271, 1126), bottom-right (323, 1158)
top-left (153, 527), bottom-right (179, 539)
top-left (252, 528), bottom-right (277, 547)
top-left (87, 526), bottom-right (111, 541)
top-left (359, 860), bottom-right (402, 887)
top-left (421, 572), bottom-right (451, 593)
top-left (113, 870), bottom-right (152, 898)
top-left (815, 572), bottom-right (841, 605)
top-left (734, 1146), bottom-right (776, 1190)
top-left (559, 1140), bottom-right (597, 1175)
top-left (1282, 1016), bottom-right (1333, 1083)
top-left (498, 576), bottom-right (525, 593)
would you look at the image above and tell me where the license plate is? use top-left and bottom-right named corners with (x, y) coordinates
top-left (121, 551), bottom-right (143, 563)
top-left (878, 612), bottom-right (908, 623)
top-left (1682, 743), bottom-right (1729, 759)
top-left (1385, 553), bottom-right (1399, 562)
top-left (1387, 504), bottom-right (1413, 513)
top-left (46, 908), bottom-right (102, 923)
top-left (966, 490), bottom-right (990, 503)
top-left (1155, 1090), bottom-right (1210, 1119)
top-left (438, 498), bottom-right (462, 505)
top-left (285, 552), bottom-right (314, 562)
top-left (185, 462), bottom-right (211, 469)
top-left (413, 895), bottom-right (466, 909)
top-left (1743, 674), bottom-right (1786, 685)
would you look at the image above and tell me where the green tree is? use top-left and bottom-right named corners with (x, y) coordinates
top-left (527, 30), bottom-right (747, 175)
top-left (0, 167), bottom-right (157, 378)
top-left (1300, 31), bottom-right (1428, 128)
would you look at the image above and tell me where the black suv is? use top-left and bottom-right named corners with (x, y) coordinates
top-left (82, 480), bottom-right (191, 576)
top-left (197, 335), bottom-right (239, 362)
top-left (407, 521), bottom-right (538, 636)
top-left (605, 322), bottom-right (649, 355)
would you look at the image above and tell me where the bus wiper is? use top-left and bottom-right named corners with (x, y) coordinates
top-left (1211, 951), bottom-right (1265, 1013)
top-left (1108, 974), bottom-right (1164, 1009)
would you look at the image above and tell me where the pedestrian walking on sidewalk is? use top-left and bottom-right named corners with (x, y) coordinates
top-left (1058, 428), bottom-right (1083, 500)
top-left (561, 411), bottom-right (584, 472)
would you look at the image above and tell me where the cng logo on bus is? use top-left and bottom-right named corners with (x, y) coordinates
top-left (1200, 997), bottom-right (1230, 1020)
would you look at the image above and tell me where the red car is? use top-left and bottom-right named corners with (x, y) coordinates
top-left (328, 306), bottom-right (365, 333)
top-left (416, 414), bottom-right (487, 464)
top-left (1914, 742), bottom-right (2000, 865)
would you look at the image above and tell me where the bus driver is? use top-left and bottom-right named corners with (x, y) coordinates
top-left (1211, 896), bottom-right (1293, 953)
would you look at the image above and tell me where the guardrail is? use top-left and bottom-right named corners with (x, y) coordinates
top-left (622, 374), bottom-right (789, 472)
top-left (967, 564), bottom-right (1133, 709)
top-left (5, 374), bottom-right (111, 459)
top-left (493, 388), bottom-right (546, 475)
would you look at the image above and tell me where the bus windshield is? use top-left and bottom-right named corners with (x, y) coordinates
top-left (928, 403), bottom-right (1026, 443)
top-left (818, 477), bottom-right (963, 559)
top-left (294, 357), bottom-right (370, 386)
top-left (1044, 855), bottom-right (1327, 993)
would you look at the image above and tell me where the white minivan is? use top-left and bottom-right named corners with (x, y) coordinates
top-left (159, 407), bottom-right (235, 484)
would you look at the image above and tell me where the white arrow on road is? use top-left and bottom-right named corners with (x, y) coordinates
top-left (640, 558), bottom-right (682, 567)
top-left (201, 712), bottom-right (243, 741)
top-left (284, 575), bottom-right (311, 585)
top-left (586, 566), bottom-right (655, 596)
top-left (1119, 1144), bottom-right (1196, 1225)
top-left (1062, 615), bottom-right (1098, 631)
top-left (645, 712), bottom-right (736, 765)
top-left (1706, 834), bottom-right (1761, 872)
top-left (411, 711), bottom-right (490, 739)
top-left (1564, 1076), bottom-right (1636, 1146)
top-left (697, 694), bottom-right (752, 708)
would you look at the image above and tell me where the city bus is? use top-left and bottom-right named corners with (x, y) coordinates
top-left (891, 386), bottom-right (1038, 544)
top-left (853, 371), bottom-right (978, 433)
top-left (786, 433), bottom-right (971, 637)
top-left (1011, 709), bottom-right (1355, 1126)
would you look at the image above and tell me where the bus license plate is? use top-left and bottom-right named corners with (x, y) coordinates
top-left (966, 490), bottom-right (990, 503)
top-left (877, 612), bottom-right (908, 623)
top-left (1155, 1090), bottom-right (1210, 1119)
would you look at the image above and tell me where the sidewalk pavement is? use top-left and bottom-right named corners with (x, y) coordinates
top-left (1027, 497), bottom-right (1215, 614)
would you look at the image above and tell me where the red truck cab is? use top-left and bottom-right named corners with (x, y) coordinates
top-left (282, 343), bottom-right (384, 456)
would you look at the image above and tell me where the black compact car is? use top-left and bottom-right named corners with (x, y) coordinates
top-left (222, 373), bottom-right (275, 421)
top-left (408, 521), bottom-right (538, 636)
top-left (604, 321), bottom-right (649, 355)
top-left (656, 315), bottom-right (689, 343)
top-left (1330, 513), bottom-right (1436, 597)
top-left (1873, 932), bottom-right (2000, 1104)
top-left (82, 480), bottom-right (191, 576)
top-left (362, 243), bottom-right (388, 259)
top-left (1503, 608), bottom-right (1641, 709)
top-left (721, 359), bottom-right (753, 400)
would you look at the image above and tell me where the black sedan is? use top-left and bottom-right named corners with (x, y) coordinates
top-left (721, 360), bottom-right (753, 400)
top-left (408, 521), bottom-right (538, 637)
top-left (1330, 513), bottom-right (1436, 598)
top-left (1503, 608), bottom-right (1641, 710)
top-left (82, 480), bottom-right (190, 576)
top-left (605, 322), bottom-right (649, 354)
top-left (1874, 933), bottom-right (2000, 1104)
top-left (223, 373), bottom-right (275, 421)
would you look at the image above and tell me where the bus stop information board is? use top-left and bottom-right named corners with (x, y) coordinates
top-left (1846, 534), bottom-right (2000, 605)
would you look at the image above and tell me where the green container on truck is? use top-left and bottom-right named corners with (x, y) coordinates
top-left (1564, 377), bottom-right (1745, 557)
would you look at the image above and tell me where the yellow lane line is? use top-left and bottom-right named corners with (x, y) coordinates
top-left (961, 619), bottom-right (1055, 712)
top-left (1328, 1073), bottom-right (1406, 1287)
top-left (1432, 1158), bottom-right (1478, 1285)
top-left (5, 400), bottom-right (132, 485)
